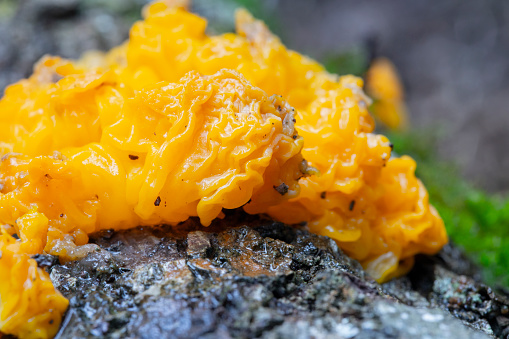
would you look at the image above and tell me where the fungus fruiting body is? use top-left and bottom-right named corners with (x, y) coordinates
top-left (0, 2), bottom-right (447, 338)
top-left (365, 57), bottom-right (409, 130)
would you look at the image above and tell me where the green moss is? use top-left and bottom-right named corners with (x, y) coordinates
top-left (323, 49), bottom-right (369, 77)
top-left (194, 0), bottom-right (281, 38)
top-left (0, 0), bottom-right (16, 20)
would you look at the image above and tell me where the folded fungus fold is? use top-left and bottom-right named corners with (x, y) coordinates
top-left (0, 1), bottom-right (447, 337)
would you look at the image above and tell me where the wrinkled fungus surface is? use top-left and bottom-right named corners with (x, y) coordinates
top-left (0, 1), bottom-right (447, 338)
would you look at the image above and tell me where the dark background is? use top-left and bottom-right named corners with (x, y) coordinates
top-left (1, 0), bottom-right (508, 191)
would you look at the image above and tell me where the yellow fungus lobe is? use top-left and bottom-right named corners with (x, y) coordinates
top-left (0, 1), bottom-right (447, 337)
top-left (0, 68), bottom-right (306, 338)
top-left (365, 57), bottom-right (409, 130)
top-left (0, 227), bottom-right (68, 339)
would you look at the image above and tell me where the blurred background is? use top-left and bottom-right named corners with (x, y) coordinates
top-left (1, 0), bottom-right (509, 286)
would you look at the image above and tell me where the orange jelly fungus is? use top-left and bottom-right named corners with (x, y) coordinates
top-left (365, 57), bottom-right (409, 130)
top-left (0, 1), bottom-right (447, 337)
